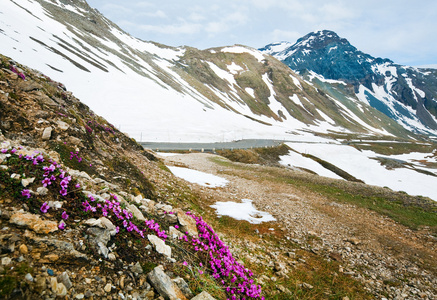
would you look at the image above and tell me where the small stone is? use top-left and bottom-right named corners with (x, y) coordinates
top-left (25, 273), bottom-right (34, 282)
top-left (277, 285), bottom-right (291, 294)
top-left (75, 293), bottom-right (85, 299)
top-left (169, 226), bottom-right (184, 240)
top-left (85, 278), bottom-right (92, 284)
top-left (35, 276), bottom-right (46, 292)
top-left (42, 127), bottom-right (52, 140)
top-left (36, 187), bottom-right (49, 196)
top-left (68, 136), bottom-right (82, 146)
top-left (104, 283), bottom-right (112, 293)
top-left (131, 262), bottom-right (143, 274)
top-left (51, 277), bottom-right (67, 296)
top-left (175, 209), bottom-right (198, 237)
top-left (19, 244), bottom-right (28, 254)
top-left (172, 277), bottom-right (193, 298)
top-left (147, 267), bottom-right (181, 300)
top-left (108, 253), bottom-right (116, 261)
top-left (56, 120), bottom-right (69, 131)
top-left (301, 282), bottom-right (314, 290)
top-left (21, 177), bottom-right (35, 187)
top-left (47, 269), bottom-right (54, 276)
top-left (1, 257), bottom-right (12, 266)
top-left (119, 276), bottom-right (125, 289)
top-left (84, 290), bottom-right (93, 298)
top-left (347, 238), bottom-right (361, 245)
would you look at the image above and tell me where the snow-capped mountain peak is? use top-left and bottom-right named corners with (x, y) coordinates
top-left (260, 30), bottom-right (437, 136)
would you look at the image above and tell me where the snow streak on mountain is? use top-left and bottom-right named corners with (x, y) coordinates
top-left (261, 30), bottom-right (437, 137)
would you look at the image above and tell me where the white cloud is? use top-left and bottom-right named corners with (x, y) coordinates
top-left (270, 29), bottom-right (302, 42)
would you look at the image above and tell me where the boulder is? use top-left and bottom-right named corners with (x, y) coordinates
top-left (147, 266), bottom-right (187, 300)
top-left (128, 204), bottom-right (146, 222)
top-left (175, 209), bottom-right (198, 237)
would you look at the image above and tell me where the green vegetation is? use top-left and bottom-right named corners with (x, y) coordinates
top-left (217, 144), bottom-right (291, 166)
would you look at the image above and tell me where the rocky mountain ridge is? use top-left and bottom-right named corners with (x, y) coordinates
top-left (0, 0), bottom-right (418, 141)
top-left (260, 30), bottom-right (437, 136)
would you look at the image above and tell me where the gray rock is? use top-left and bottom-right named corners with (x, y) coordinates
top-left (175, 209), bottom-right (198, 237)
top-left (37, 187), bottom-right (49, 196)
top-left (148, 235), bottom-right (171, 258)
top-left (172, 277), bottom-right (193, 298)
top-left (67, 136), bottom-right (82, 146)
top-left (128, 204), bottom-right (146, 222)
top-left (86, 227), bottom-right (111, 258)
top-left (57, 272), bottom-right (73, 290)
top-left (25, 273), bottom-right (34, 282)
top-left (56, 120), bottom-right (69, 131)
top-left (131, 262), bottom-right (143, 274)
top-left (169, 226), bottom-right (185, 240)
top-left (147, 266), bottom-right (178, 300)
top-left (191, 291), bottom-right (217, 300)
top-left (42, 127), bottom-right (52, 140)
top-left (21, 177), bottom-right (35, 187)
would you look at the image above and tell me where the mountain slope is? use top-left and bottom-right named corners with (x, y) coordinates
top-left (0, 1), bottom-right (412, 142)
top-left (260, 30), bottom-right (437, 137)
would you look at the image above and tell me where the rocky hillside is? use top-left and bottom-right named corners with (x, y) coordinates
top-left (260, 30), bottom-right (437, 136)
top-left (1, 55), bottom-right (437, 300)
top-left (0, 54), bottom-right (266, 299)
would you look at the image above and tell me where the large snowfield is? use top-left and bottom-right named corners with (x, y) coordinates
top-left (281, 142), bottom-right (437, 201)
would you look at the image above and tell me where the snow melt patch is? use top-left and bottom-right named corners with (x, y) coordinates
top-left (227, 62), bottom-right (244, 74)
top-left (210, 199), bottom-right (276, 224)
top-left (283, 143), bottom-right (437, 201)
top-left (167, 166), bottom-right (228, 188)
top-left (207, 62), bottom-right (237, 86)
top-left (245, 87), bottom-right (256, 98)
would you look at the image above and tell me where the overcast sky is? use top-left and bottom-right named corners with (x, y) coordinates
top-left (86, 0), bottom-right (436, 67)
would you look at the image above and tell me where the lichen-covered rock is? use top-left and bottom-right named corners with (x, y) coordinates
top-left (9, 211), bottom-right (58, 234)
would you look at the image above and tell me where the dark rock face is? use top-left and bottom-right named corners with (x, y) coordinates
top-left (261, 30), bottom-right (437, 133)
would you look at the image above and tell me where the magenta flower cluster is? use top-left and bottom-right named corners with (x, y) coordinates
top-left (86, 120), bottom-right (115, 134)
top-left (9, 64), bottom-right (25, 80)
top-left (70, 151), bottom-right (82, 163)
top-left (1, 147), bottom-right (73, 228)
top-left (182, 212), bottom-right (264, 300)
top-left (42, 160), bottom-right (72, 197)
top-left (82, 193), bottom-right (166, 240)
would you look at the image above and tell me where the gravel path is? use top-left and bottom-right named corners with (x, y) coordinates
top-left (162, 152), bottom-right (437, 299)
